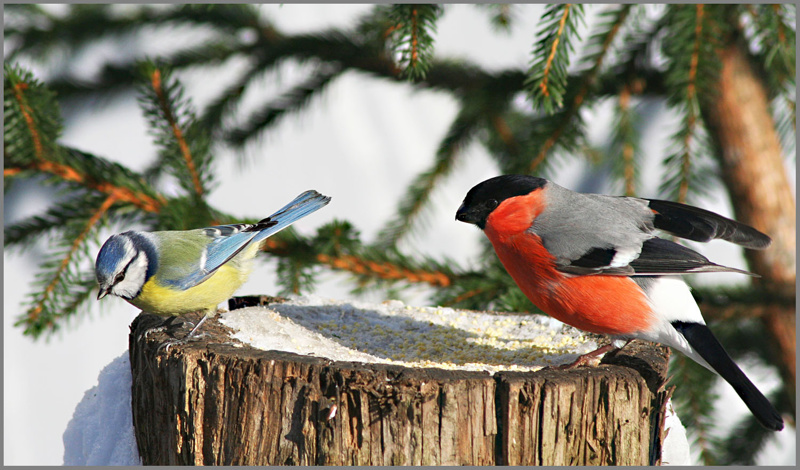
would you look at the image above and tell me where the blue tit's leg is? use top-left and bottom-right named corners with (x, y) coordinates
top-left (156, 311), bottom-right (215, 353)
top-left (185, 315), bottom-right (209, 339)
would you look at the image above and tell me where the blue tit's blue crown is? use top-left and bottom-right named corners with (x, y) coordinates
top-left (95, 235), bottom-right (127, 281)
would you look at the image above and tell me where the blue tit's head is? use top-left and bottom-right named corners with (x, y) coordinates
top-left (95, 231), bottom-right (159, 300)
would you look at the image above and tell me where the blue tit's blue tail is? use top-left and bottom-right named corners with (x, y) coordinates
top-left (172, 190), bottom-right (331, 291)
top-left (248, 190), bottom-right (331, 243)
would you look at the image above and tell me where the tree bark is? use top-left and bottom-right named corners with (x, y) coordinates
top-left (129, 310), bottom-right (672, 465)
top-left (700, 36), bottom-right (796, 402)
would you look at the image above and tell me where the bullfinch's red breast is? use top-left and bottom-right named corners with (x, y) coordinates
top-left (456, 174), bottom-right (783, 431)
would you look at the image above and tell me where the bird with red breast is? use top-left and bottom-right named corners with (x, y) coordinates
top-left (456, 174), bottom-right (783, 431)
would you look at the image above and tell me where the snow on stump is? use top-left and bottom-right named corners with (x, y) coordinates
top-left (128, 295), bottom-right (673, 465)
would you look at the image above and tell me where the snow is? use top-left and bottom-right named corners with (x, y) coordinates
top-left (62, 353), bottom-right (140, 466)
top-left (661, 400), bottom-right (692, 466)
top-left (62, 296), bottom-right (693, 465)
top-left (221, 295), bottom-right (600, 372)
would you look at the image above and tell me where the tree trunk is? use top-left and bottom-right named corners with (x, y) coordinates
top-left (129, 307), bottom-right (672, 465)
top-left (700, 36), bottom-right (796, 402)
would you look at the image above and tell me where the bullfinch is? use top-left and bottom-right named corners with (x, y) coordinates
top-left (456, 174), bottom-right (783, 431)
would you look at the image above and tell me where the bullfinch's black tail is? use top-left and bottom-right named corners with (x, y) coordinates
top-left (672, 321), bottom-right (784, 431)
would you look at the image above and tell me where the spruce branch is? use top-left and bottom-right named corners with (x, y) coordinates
top-left (4, 63), bottom-right (62, 163)
top-left (316, 253), bottom-right (451, 288)
top-left (610, 83), bottom-right (640, 196)
top-left (526, 5), bottom-right (628, 173)
top-left (140, 65), bottom-right (207, 197)
top-left (678, 4), bottom-right (703, 203)
top-left (256, 221), bottom-right (456, 295)
top-left (660, 5), bottom-right (727, 203)
top-left (196, 53), bottom-right (276, 138)
top-left (5, 148), bottom-right (166, 213)
top-left (224, 63), bottom-right (343, 149)
top-left (387, 4), bottom-right (442, 80)
top-left (375, 102), bottom-right (482, 248)
top-left (526, 4), bottom-right (585, 114)
top-left (744, 4), bottom-right (795, 93)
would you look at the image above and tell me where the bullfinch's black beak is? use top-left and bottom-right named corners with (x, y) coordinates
top-left (455, 204), bottom-right (471, 222)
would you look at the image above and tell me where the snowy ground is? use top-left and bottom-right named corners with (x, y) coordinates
top-left (63, 296), bottom-right (692, 465)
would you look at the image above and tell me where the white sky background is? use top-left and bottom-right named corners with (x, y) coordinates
top-left (3, 4), bottom-right (795, 465)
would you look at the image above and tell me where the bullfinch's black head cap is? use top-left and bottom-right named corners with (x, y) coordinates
top-left (456, 175), bottom-right (547, 229)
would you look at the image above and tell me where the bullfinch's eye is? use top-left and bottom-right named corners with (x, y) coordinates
top-left (486, 199), bottom-right (499, 210)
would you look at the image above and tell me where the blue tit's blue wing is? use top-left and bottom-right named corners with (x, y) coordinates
top-left (167, 190), bottom-right (331, 290)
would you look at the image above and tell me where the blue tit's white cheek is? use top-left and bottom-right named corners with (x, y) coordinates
top-left (111, 251), bottom-right (150, 299)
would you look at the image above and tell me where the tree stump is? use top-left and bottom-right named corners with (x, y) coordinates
top-left (129, 298), bottom-right (673, 465)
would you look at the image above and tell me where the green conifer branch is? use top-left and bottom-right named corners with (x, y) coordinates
top-left (743, 4), bottom-right (795, 93)
top-left (197, 58), bottom-right (269, 138)
top-left (5, 4), bottom-right (260, 63)
top-left (137, 62), bottom-right (212, 197)
top-left (4, 63), bottom-right (62, 164)
top-left (740, 4), bottom-right (796, 156)
top-left (660, 5), bottom-right (728, 203)
top-left (224, 64), bottom-right (343, 148)
top-left (523, 5), bottom-right (630, 174)
top-left (525, 4), bottom-right (585, 114)
top-left (387, 4), bottom-right (442, 80)
top-left (609, 84), bottom-right (640, 196)
top-left (6, 148), bottom-right (166, 213)
top-left (375, 102), bottom-right (482, 248)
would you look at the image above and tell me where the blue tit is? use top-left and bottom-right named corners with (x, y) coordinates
top-left (95, 190), bottom-right (330, 333)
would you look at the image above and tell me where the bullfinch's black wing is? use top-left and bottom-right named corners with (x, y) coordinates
top-left (532, 184), bottom-right (768, 277)
top-left (557, 237), bottom-right (758, 277)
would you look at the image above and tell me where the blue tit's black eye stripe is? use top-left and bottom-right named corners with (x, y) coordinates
top-left (124, 232), bottom-right (158, 281)
top-left (114, 255), bottom-right (138, 286)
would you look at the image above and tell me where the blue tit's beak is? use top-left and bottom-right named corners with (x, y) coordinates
top-left (97, 287), bottom-right (109, 300)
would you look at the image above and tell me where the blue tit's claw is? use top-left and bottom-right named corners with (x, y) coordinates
top-left (141, 325), bottom-right (166, 341)
top-left (140, 315), bottom-right (190, 342)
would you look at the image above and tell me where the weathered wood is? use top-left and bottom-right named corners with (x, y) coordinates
top-left (129, 305), bottom-right (671, 466)
top-left (497, 341), bottom-right (672, 465)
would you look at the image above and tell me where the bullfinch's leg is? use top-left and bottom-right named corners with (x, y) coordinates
top-left (556, 339), bottom-right (634, 369)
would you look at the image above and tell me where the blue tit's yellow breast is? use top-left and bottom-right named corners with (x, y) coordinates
top-left (128, 245), bottom-right (259, 316)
